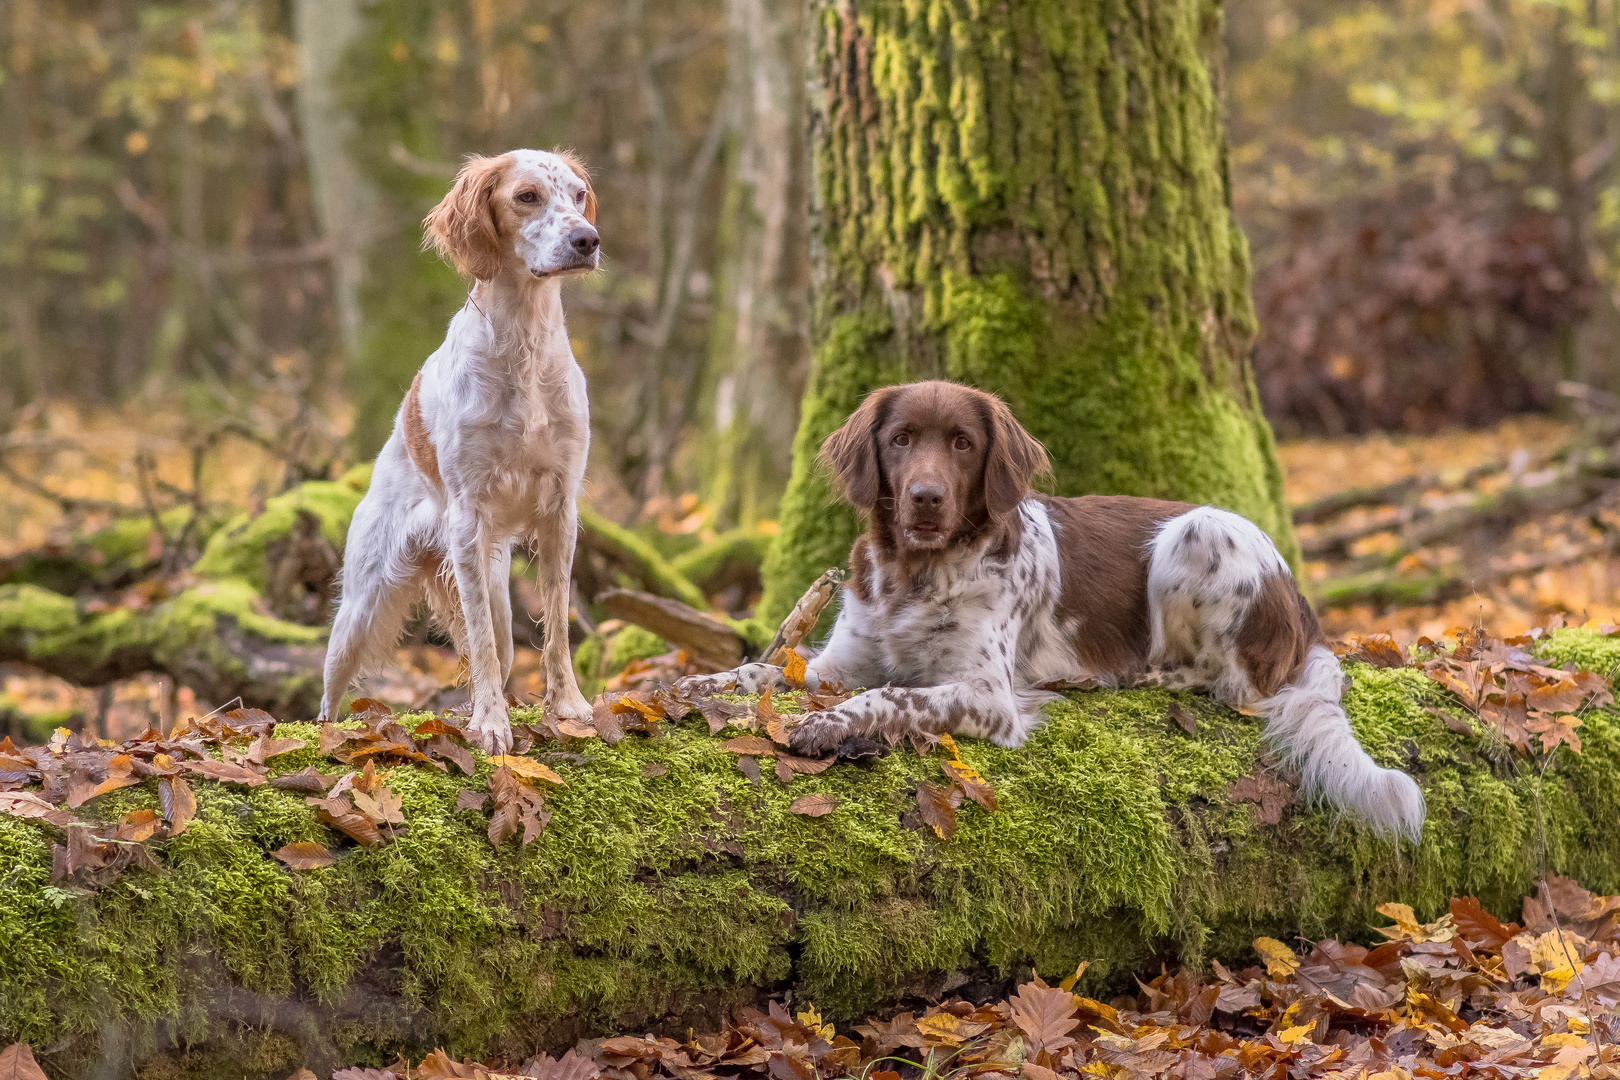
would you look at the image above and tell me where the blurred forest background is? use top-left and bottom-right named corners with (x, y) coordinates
top-left (9, 0), bottom-right (1620, 736)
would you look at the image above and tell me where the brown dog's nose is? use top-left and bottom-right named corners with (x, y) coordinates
top-left (568, 226), bottom-right (599, 257)
top-left (909, 482), bottom-right (945, 511)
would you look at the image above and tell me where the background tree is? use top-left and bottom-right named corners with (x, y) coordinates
top-left (758, 0), bottom-right (1297, 622)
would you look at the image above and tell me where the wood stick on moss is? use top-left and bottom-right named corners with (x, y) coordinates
top-left (764, 568), bottom-right (844, 665)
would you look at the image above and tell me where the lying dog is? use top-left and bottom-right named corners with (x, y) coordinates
top-left (320, 149), bottom-right (600, 753)
top-left (683, 381), bottom-right (1425, 840)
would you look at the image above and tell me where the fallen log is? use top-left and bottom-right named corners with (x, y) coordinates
top-left (2, 628), bottom-right (1618, 1078)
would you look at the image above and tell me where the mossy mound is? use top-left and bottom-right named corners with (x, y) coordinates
top-left (4, 634), bottom-right (1619, 1077)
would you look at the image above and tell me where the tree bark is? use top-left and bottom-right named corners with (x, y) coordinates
top-left (293, 0), bottom-right (385, 395)
top-left (701, 0), bottom-right (813, 528)
top-left (758, 0), bottom-right (1297, 623)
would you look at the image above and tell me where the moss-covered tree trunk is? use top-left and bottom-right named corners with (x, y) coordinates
top-left (759, 0), bottom-right (1296, 622)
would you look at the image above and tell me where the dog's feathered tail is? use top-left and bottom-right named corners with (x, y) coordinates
top-left (1259, 645), bottom-right (1426, 842)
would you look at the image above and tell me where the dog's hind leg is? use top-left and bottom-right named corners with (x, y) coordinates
top-left (319, 526), bottom-right (422, 722)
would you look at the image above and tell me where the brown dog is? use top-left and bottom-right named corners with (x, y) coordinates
top-left (682, 381), bottom-right (1425, 840)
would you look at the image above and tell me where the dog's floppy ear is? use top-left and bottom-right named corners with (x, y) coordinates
top-left (818, 386), bottom-right (899, 511)
top-left (555, 148), bottom-right (597, 225)
top-left (423, 154), bottom-right (511, 281)
top-left (981, 393), bottom-right (1051, 519)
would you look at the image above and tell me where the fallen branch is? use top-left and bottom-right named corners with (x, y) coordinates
top-left (596, 588), bottom-right (747, 671)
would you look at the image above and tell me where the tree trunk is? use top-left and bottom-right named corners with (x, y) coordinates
top-left (700, 0), bottom-right (813, 529)
top-left (293, 0), bottom-right (386, 406)
top-left (758, 0), bottom-right (1296, 623)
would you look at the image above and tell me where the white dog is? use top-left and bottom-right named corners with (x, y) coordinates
top-left (320, 149), bottom-right (599, 752)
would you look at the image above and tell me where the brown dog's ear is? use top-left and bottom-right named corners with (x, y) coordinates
top-left (423, 154), bottom-right (511, 281)
top-left (555, 148), bottom-right (597, 225)
top-left (981, 394), bottom-right (1052, 519)
top-left (817, 386), bottom-right (899, 511)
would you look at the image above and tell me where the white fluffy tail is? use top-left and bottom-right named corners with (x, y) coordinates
top-left (1259, 645), bottom-right (1426, 842)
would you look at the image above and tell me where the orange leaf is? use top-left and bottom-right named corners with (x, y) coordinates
top-left (917, 781), bottom-right (960, 839)
top-left (781, 650), bottom-right (808, 689)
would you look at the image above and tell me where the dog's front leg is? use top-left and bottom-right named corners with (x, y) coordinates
top-left (787, 677), bottom-right (1018, 756)
top-left (533, 498), bottom-right (592, 722)
top-left (447, 507), bottom-right (512, 754)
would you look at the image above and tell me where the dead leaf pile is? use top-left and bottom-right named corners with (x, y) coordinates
top-left (1342, 624), bottom-right (1614, 756)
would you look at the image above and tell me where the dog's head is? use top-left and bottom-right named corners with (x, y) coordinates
top-left (424, 148), bottom-right (599, 282)
top-left (819, 381), bottom-right (1050, 553)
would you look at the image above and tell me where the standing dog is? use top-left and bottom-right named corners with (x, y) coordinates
top-left (684, 381), bottom-right (1425, 840)
top-left (320, 149), bottom-right (599, 753)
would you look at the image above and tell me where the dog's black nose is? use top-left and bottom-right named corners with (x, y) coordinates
top-left (909, 483), bottom-right (945, 510)
top-left (568, 227), bottom-right (599, 257)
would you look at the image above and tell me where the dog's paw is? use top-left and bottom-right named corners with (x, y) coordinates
top-left (468, 700), bottom-right (514, 756)
top-left (787, 712), bottom-right (849, 757)
top-left (544, 686), bottom-right (593, 724)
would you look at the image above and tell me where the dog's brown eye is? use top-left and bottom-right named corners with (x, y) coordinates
top-left (517, 191), bottom-right (538, 204)
top-left (954, 436), bottom-right (971, 451)
top-left (894, 432), bottom-right (909, 447)
top-left (575, 190), bottom-right (586, 205)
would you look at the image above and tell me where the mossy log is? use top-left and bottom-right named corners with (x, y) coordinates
top-left (0, 462), bottom-right (721, 713)
top-left (4, 630), bottom-right (1620, 1078)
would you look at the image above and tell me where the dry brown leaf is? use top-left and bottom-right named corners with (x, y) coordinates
top-left (158, 776), bottom-right (197, 835)
top-left (117, 808), bottom-right (160, 843)
top-left (0, 791), bottom-right (75, 828)
top-left (272, 842), bottom-right (337, 870)
top-left (181, 758), bottom-right (268, 787)
top-left (0, 1042), bottom-right (48, 1080)
top-left (722, 735), bottom-right (777, 757)
top-left (737, 756), bottom-right (761, 783)
top-left (1007, 981), bottom-right (1081, 1061)
top-left (1168, 702), bottom-right (1199, 734)
top-left (248, 734), bottom-right (306, 765)
top-left (455, 789), bottom-right (489, 812)
top-left (788, 793), bottom-right (838, 817)
top-left (1228, 768), bottom-right (1292, 825)
top-left (774, 757), bottom-right (794, 784)
top-left (917, 781), bottom-right (960, 839)
top-left (487, 765), bottom-right (522, 848)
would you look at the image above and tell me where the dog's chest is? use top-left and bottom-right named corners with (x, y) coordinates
top-left (866, 563), bottom-right (1008, 683)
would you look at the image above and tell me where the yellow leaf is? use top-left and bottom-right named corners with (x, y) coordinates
top-left (1544, 1033), bottom-right (1588, 1050)
top-left (1253, 937), bottom-right (1299, 979)
top-left (1060, 960), bottom-right (1092, 992)
top-left (782, 650), bottom-right (808, 689)
top-left (1374, 902), bottom-right (1455, 943)
top-left (795, 1004), bottom-right (834, 1041)
top-left (487, 755), bottom-right (566, 785)
top-left (1276, 1025), bottom-right (1314, 1046)
top-left (938, 732), bottom-right (962, 762)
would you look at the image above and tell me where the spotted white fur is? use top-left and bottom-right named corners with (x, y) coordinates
top-left (689, 499), bottom-right (1425, 841)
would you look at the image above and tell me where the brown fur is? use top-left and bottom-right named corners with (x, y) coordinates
top-left (1038, 494), bottom-right (1195, 677)
top-left (822, 381), bottom-right (1052, 582)
top-left (1236, 574), bottom-right (1328, 697)
top-left (402, 372), bottom-right (441, 488)
top-left (423, 154), bottom-right (512, 282)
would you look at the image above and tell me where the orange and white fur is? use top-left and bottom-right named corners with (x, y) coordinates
top-left (319, 149), bottom-right (600, 752)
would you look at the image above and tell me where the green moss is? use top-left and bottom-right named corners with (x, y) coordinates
top-left (669, 528), bottom-right (776, 596)
top-left (6, 664), bottom-right (1618, 1074)
top-left (192, 480), bottom-right (367, 592)
top-left (759, 0), bottom-right (1296, 623)
top-left (605, 626), bottom-right (670, 674)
